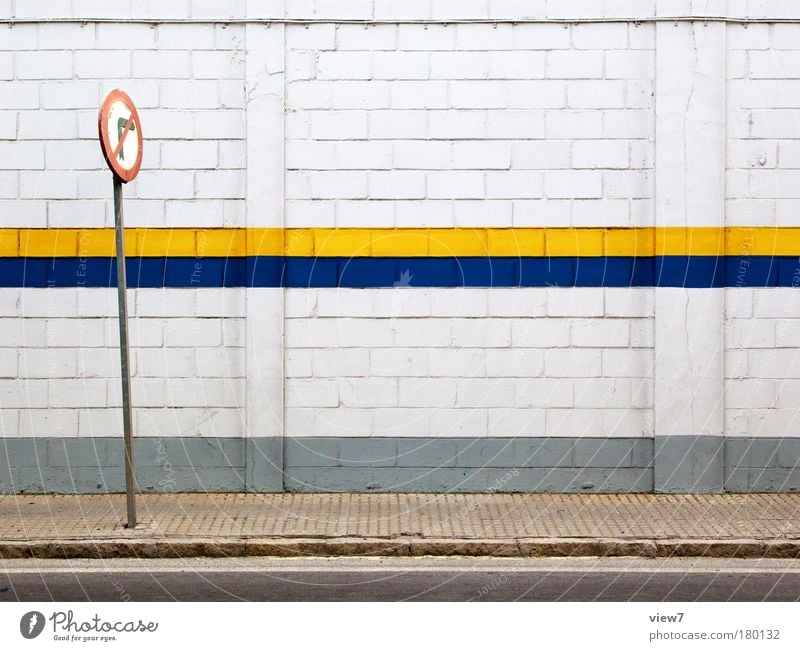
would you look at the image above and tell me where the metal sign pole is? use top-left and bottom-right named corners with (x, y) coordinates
top-left (113, 176), bottom-right (136, 529)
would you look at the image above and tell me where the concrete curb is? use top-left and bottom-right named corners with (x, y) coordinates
top-left (2, 537), bottom-right (800, 559)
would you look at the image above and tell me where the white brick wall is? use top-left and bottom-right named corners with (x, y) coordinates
top-left (285, 21), bottom-right (654, 228)
top-left (284, 288), bottom-right (653, 437)
top-left (3, 7), bottom-right (800, 447)
top-left (727, 23), bottom-right (800, 226)
top-left (1, 22), bottom-right (245, 228)
top-left (1, 288), bottom-right (245, 438)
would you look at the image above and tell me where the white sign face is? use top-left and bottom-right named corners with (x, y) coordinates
top-left (106, 100), bottom-right (140, 173)
top-left (99, 89), bottom-right (143, 182)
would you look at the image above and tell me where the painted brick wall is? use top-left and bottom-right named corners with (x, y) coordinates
top-left (284, 22), bottom-right (654, 228)
top-left (2, 21), bottom-right (246, 228)
top-left (2, 1), bottom-right (800, 493)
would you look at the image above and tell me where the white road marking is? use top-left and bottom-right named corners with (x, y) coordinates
top-left (2, 557), bottom-right (800, 574)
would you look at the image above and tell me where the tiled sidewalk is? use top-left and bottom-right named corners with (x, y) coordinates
top-left (2, 493), bottom-right (799, 543)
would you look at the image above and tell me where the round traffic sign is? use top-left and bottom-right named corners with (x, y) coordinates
top-left (98, 89), bottom-right (143, 183)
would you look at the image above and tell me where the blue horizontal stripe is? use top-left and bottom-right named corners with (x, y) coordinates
top-left (1, 256), bottom-right (799, 288)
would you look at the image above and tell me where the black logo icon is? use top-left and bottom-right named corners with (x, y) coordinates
top-left (20, 611), bottom-right (45, 639)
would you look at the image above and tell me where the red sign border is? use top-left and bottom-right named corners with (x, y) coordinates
top-left (98, 88), bottom-right (143, 183)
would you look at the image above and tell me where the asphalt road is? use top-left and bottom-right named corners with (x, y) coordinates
top-left (2, 557), bottom-right (800, 601)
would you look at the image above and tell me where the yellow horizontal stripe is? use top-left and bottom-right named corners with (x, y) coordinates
top-left (5, 227), bottom-right (800, 257)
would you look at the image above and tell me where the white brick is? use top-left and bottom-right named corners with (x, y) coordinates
top-left (488, 51), bottom-right (545, 79)
top-left (399, 378), bottom-right (457, 407)
top-left (508, 80), bottom-right (565, 109)
top-left (369, 171), bottom-right (425, 199)
top-left (456, 24), bottom-right (513, 50)
top-left (450, 80), bottom-right (507, 109)
top-left (370, 110), bottom-right (427, 139)
top-left (487, 110), bottom-right (544, 138)
top-left (286, 379), bottom-right (339, 407)
top-left (605, 50), bottom-right (654, 79)
top-left (196, 170), bottom-right (245, 198)
top-left (573, 378), bottom-right (632, 408)
top-left (452, 141), bottom-right (510, 169)
top-left (308, 171), bottom-right (367, 199)
top-left (132, 51), bottom-right (191, 78)
top-left (511, 319), bottom-right (570, 347)
top-left (78, 347), bottom-right (123, 378)
top-left (603, 170), bottom-right (653, 199)
top-left (457, 379), bottom-right (516, 407)
top-left (15, 51), bottom-right (71, 80)
top-left (545, 170), bottom-right (602, 199)
top-left (310, 110), bottom-right (368, 139)
top-left (602, 349), bottom-right (653, 378)
top-left (18, 347), bottom-right (78, 378)
top-left (488, 289), bottom-right (546, 317)
top-left (454, 199), bottom-right (512, 226)
top-left (546, 110), bottom-right (602, 139)
top-left (196, 347), bottom-right (246, 378)
top-left (286, 350), bottom-right (313, 377)
top-left (486, 171), bottom-right (543, 199)
top-left (164, 319), bottom-right (222, 347)
top-left (370, 348), bottom-right (427, 376)
top-left (288, 24), bottom-right (336, 50)
top-left (193, 50), bottom-right (246, 79)
top-left (331, 81), bottom-right (391, 109)
top-left (568, 80), bottom-right (626, 109)
top-left (750, 51), bottom-right (800, 79)
top-left (50, 378), bottom-right (107, 408)
top-left (0, 348), bottom-right (17, 378)
top-left (428, 349), bottom-right (485, 376)
top-left (485, 349), bottom-right (544, 377)
top-left (727, 320), bottom-right (775, 349)
top-left (397, 25), bottom-right (456, 51)
top-left (571, 319), bottom-right (629, 347)
top-left (0, 379), bottom-right (48, 408)
top-left (313, 0), bottom-right (373, 20)
top-left (430, 408), bottom-right (487, 437)
top-left (725, 379), bottom-right (777, 409)
top-left (317, 52), bottom-right (372, 80)
top-left (313, 408), bottom-right (373, 437)
top-left (311, 349), bottom-right (370, 376)
top-left (395, 199), bottom-right (453, 226)
top-left (373, 408), bottom-right (430, 437)
top-left (394, 141), bottom-right (451, 169)
top-left (488, 408), bottom-right (545, 437)
top-left (572, 24), bottom-right (628, 50)
top-left (339, 378), bottom-right (398, 407)
top-left (773, 24), bottom-right (800, 50)
top-left (373, 52), bottom-right (428, 80)
top-left (548, 288), bottom-right (604, 317)
top-left (134, 348), bottom-right (194, 378)
top-left (74, 50), bottom-right (131, 79)
top-left (427, 171), bottom-right (484, 199)
top-left (392, 319), bottom-right (453, 347)
top-left (430, 52), bottom-right (488, 79)
top-left (512, 141), bottom-right (570, 169)
top-left (426, 289), bottom-right (487, 317)
top-left (453, 320), bottom-right (510, 347)
top-left (96, 23), bottom-right (156, 49)
top-left (516, 378), bottom-right (572, 407)
top-left (547, 51), bottom-right (603, 79)
top-left (430, 110), bottom-right (487, 139)
top-left (513, 24), bottom-right (571, 50)
top-left (161, 141), bottom-right (218, 170)
top-left (391, 80), bottom-right (448, 109)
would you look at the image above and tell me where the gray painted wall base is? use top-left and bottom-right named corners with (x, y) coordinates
top-left (654, 435), bottom-right (724, 493)
top-left (1, 436), bottom-right (797, 494)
